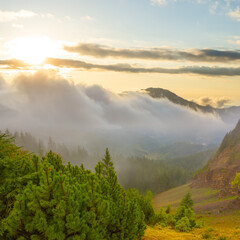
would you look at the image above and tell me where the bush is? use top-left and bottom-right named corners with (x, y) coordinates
top-left (155, 207), bottom-right (168, 226)
top-left (202, 231), bottom-right (212, 239)
top-left (165, 205), bottom-right (171, 214)
top-left (126, 188), bottom-right (155, 225)
top-left (217, 237), bottom-right (227, 240)
top-left (175, 216), bottom-right (191, 232)
top-left (173, 192), bottom-right (201, 232)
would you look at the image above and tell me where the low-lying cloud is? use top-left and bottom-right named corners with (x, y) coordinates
top-left (64, 43), bottom-right (240, 62)
top-left (0, 70), bottom-right (234, 154)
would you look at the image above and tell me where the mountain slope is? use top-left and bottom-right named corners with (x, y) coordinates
top-left (144, 87), bottom-right (240, 123)
top-left (145, 87), bottom-right (215, 113)
top-left (192, 120), bottom-right (240, 192)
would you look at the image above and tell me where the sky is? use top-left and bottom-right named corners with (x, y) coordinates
top-left (0, 0), bottom-right (240, 105)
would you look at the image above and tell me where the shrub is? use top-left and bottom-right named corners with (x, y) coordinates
top-left (173, 192), bottom-right (200, 232)
top-left (202, 231), bottom-right (212, 239)
top-left (126, 188), bottom-right (155, 225)
top-left (217, 237), bottom-right (227, 240)
top-left (165, 205), bottom-right (171, 214)
top-left (154, 208), bottom-right (168, 226)
top-left (175, 216), bottom-right (191, 232)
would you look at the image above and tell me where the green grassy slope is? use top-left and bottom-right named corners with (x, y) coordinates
top-left (143, 184), bottom-right (240, 240)
top-left (153, 184), bottom-right (237, 214)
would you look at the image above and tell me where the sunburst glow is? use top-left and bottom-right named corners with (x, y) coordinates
top-left (8, 37), bottom-right (59, 65)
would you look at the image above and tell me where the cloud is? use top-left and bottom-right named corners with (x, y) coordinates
top-left (228, 6), bottom-right (240, 21)
top-left (0, 9), bottom-right (37, 22)
top-left (151, 0), bottom-right (167, 6)
top-left (216, 98), bottom-right (230, 108)
top-left (12, 23), bottom-right (24, 28)
top-left (0, 59), bottom-right (27, 69)
top-left (46, 57), bottom-right (240, 76)
top-left (64, 16), bottom-right (73, 21)
top-left (209, 1), bottom-right (219, 14)
top-left (200, 97), bottom-right (212, 106)
top-left (1, 57), bottom-right (240, 77)
top-left (82, 16), bottom-right (94, 21)
top-left (41, 13), bottom-right (55, 19)
top-left (64, 43), bottom-right (240, 62)
top-left (0, 70), bottom-right (233, 152)
top-left (196, 96), bottom-right (230, 108)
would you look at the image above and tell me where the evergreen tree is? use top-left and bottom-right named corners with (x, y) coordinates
top-left (101, 148), bottom-right (114, 177)
top-left (173, 192), bottom-right (198, 232)
top-left (180, 192), bottom-right (194, 209)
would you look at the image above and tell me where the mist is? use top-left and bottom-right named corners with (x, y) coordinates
top-left (0, 70), bottom-right (234, 155)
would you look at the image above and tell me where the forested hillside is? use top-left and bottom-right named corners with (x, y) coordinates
top-left (0, 134), bottom-right (205, 239)
top-left (1, 130), bottom-right (214, 194)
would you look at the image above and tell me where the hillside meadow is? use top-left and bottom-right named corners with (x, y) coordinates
top-left (144, 184), bottom-right (240, 240)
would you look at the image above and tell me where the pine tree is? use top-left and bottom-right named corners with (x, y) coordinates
top-left (180, 192), bottom-right (194, 209)
top-left (101, 148), bottom-right (114, 177)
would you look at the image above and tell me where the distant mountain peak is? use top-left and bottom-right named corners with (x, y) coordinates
top-left (144, 87), bottom-right (215, 113)
top-left (144, 87), bottom-right (240, 124)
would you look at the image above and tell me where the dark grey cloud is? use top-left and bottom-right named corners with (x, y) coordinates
top-left (46, 58), bottom-right (240, 76)
top-left (216, 99), bottom-right (230, 108)
top-left (0, 59), bottom-right (27, 69)
top-left (200, 97), bottom-right (212, 106)
top-left (64, 43), bottom-right (240, 62)
top-left (0, 70), bottom-right (232, 151)
top-left (197, 96), bottom-right (230, 108)
top-left (1, 57), bottom-right (240, 77)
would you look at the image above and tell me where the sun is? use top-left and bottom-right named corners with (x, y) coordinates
top-left (9, 37), bottom-right (59, 65)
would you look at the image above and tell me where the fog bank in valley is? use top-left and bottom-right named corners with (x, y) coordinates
top-left (0, 70), bottom-right (234, 154)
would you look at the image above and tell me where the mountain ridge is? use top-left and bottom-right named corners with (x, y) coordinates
top-left (144, 87), bottom-right (240, 123)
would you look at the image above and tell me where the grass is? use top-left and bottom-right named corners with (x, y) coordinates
top-left (153, 184), bottom-right (220, 212)
top-left (144, 184), bottom-right (240, 239)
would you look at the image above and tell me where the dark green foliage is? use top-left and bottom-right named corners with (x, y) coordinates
top-left (162, 148), bottom-right (216, 175)
top-left (0, 134), bottom-right (33, 234)
top-left (154, 208), bottom-right (168, 227)
top-left (217, 120), bottom-right (240, 153)
top-left (9, 130), bottom-right (91, 168)
top-left (174, 193), bottom-right (198, 232)
top-left (202, 231), bottom-right (212, 239)
top-left (175, 216), bottom-right (191, 232)
top-left (126, 189), bottom-right (155, 225)
top-left (217, 236), bottom-right (227, 240)
top-left (101, 148), bottom-right (114, 177)
top-left (0, 136), bottom-right (146, 240)
top-left (151, 192), bottom-right (199, 232)
top-left (165, 205), bottom-right (171, 214)
top-left (118, 157), bottom-right (191, 194)
top-left (180, 192), bottom-right (194, 209)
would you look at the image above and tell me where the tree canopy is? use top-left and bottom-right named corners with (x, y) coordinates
top-left (0, 135), bottom-right (146, 240)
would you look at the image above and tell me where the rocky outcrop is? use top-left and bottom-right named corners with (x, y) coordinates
top-left (192, 120), bottom-right (240, 192)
